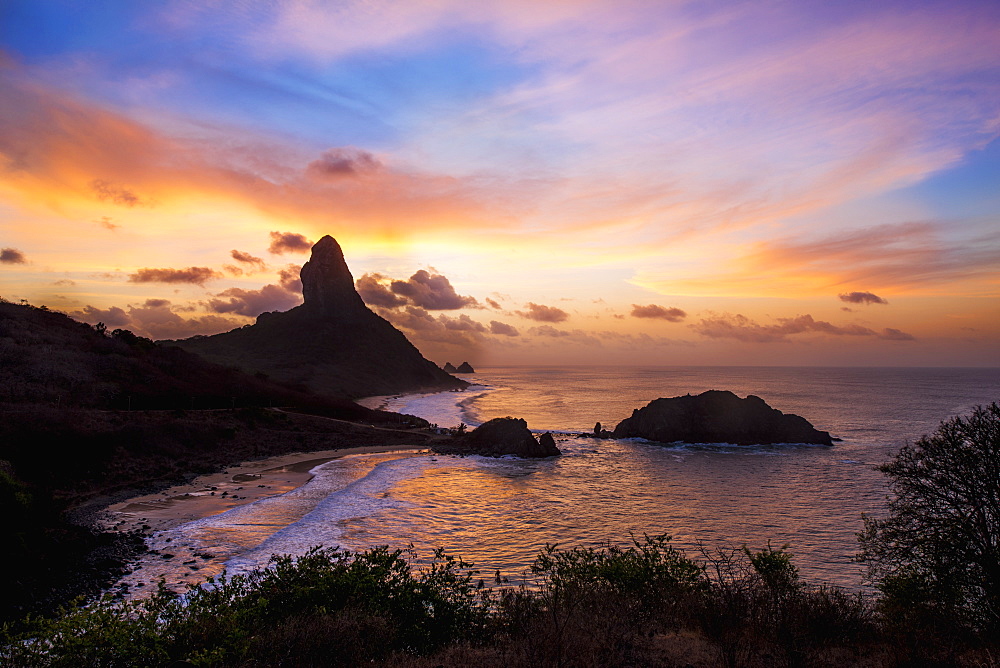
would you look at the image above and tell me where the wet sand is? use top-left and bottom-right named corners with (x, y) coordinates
top-left (102, 445), bottom-right (428, 533)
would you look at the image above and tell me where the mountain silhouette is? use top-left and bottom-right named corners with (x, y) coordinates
top-left (175, 236), bottom-right (466, 398)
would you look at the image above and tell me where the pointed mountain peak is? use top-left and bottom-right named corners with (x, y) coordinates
top-left (299, 235), bottom-right (367, 316)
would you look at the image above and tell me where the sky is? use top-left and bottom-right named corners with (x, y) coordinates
top-left (1, 0), bottom-right (998, 367)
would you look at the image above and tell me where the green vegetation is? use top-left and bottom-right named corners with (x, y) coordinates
top-left (2, 298), bottom-right (997, 665)
top-left (6, 533), bottom-right (994, 667)
top-left (858, 402), bottom-right (1000, 634)
top-left (0, 537), bottom-right (866, 667)
top-left (0, 300), bottom-right (435, 622)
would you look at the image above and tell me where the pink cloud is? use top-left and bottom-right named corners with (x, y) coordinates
top-left (230, 249), bottom-right (268, 271)
top-left (268, 231), bottom-right (313, 255)
top-left (1, 247), bottom-right (26, 264)
top-left (630, 304), bottom-right (686, 321)
top-left (127, 266), bottom-right (221, 286)
top-left (490, 320), bottom-right (519, 336)
top-left (389, 270), bottom-right (478, 310)
top-left (692, 312), bottom-right (915, 343)
top-left (207, 284), bottom-right (302, 317)
top-left (516, 302), bottom-right (569, 323)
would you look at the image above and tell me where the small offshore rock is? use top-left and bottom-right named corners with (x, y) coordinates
top-left (458, 417), bottom-right (561, 458)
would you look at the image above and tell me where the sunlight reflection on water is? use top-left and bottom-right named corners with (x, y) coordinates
top-left (123, 366), bottom-right (1000, 593)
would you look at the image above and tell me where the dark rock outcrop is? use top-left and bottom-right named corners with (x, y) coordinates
top-left (588, 421), bottom-right (613, 438)
top-left (443, 362), bottom-right (459, 373)
top-left (174, 236), bottom-right (466, 398)
top-left (456, 362), bottom-right (476, 373)
top-left (538, 432), bottom-right (558, 453)
top-left (456, 417), bottom-right (561, 457)
top-left (612, 390), bottom-right (833, 446)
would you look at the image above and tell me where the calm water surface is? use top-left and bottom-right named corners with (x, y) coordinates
top-left (118, 367), bottom-right (1000, 592)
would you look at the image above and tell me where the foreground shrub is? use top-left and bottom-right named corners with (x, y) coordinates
top-left (2, 546), bottom-right (493, 667)
top-left (10, 536), bottom-right (998, 667)
top-left (858, 403), bottom-right (1000, 633)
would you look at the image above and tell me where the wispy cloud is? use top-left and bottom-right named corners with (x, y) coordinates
top-left (630, 304), bottom-right (686, 321)
top-left (230, 249), bottom-right (267, 271)
top-left (128, 267), bottom-right (221, 286)
top-left (839, 291), bottom-right (888, 305)
top-left (90, 179), bottom-right (150, 208)
top-left (74, 300), bottom-right (243, 339)
top-left (692, 312), bottom-right (915, 343)
top-left (638, 221), bottom-right (1000, 297)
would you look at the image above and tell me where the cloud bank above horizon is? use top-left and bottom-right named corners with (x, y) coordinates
top-left (1, 0), bottom-right (997, 366)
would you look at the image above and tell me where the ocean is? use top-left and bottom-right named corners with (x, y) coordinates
top-left (119, 366), bottom-right (1000, 593)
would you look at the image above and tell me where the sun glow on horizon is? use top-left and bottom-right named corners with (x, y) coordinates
top-left (1, 0), bottom-right (997, 366)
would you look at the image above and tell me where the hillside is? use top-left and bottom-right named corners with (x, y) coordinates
top-left (1, 299), bottom-right (392, 416)
top-left (174, 236), bottom-right (466, 398)
top-left (0, 299), bottom-right (436, 621)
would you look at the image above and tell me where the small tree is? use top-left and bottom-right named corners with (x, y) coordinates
top-left (858, 403), bottom-right (1000, 628)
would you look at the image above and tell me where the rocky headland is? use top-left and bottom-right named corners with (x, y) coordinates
top-left (0, 298), bottom-right (442, 622)
top-left (175, 236), bottom-right (466, 398)
top-left (612, 390), bottom-right (833, 446)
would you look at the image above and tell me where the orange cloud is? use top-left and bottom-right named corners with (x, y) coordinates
top-left (516, 302), bottom-right (569, 322)
top-left (230, 250), bottom-right (267, 271)
top-left (0, 68), bottom-right (499, 246)
top-left (740, 223), bottom-right (1000, 294)
top-left (636, 221), bottom-right (1000, 298)
top-left (630, 304), bottom-right (686, 321)
top-left (838, 291), bottom-right (888, 305)
top-left (128, 267), bottom-right (222, 286)
top-left (691, 312), bottom-right (915, 343)
top-left (73, 301), bottom-right (244, 339)
top-left (207, 284), bottom-right (301, 317)
top-left (1, 247), bottom-right (26, 264)
top-left (267, 231), bottom-right (313, 255)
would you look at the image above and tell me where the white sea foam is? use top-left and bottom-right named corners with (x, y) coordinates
top-left (383, 383), bottom-right (492, 428)
top-left (111, 366), bottom-right (1000, 596)
top-left (219, 455), bottom-right (433, 577)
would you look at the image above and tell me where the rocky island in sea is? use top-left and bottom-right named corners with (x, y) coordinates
top-left (612, 389), bottom-right (833, 446)
top-left (174, 236), bottom-right (466, 398)
top-left (443, 417), bottom-right (561, 457)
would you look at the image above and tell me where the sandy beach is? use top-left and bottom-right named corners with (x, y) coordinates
top-left (102, 444), bottom-right (429, 534)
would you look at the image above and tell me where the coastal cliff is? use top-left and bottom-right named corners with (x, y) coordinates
top-left (613, 390), bottom-right (833, 446)
top-left (0, 299), bottom-right (437, 621)
top-left (174, 236), bottom-right (466, 398)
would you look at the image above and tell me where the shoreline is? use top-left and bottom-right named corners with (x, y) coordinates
top-left (101, 444), bottom-right (429, 534)
top-left (356, 393), bottom-right (400, 411)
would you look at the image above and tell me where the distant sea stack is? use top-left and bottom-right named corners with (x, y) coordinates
top-left (173, 236), bottom-right (467, 398)
top-left (442, 361), bottom-right (475, 373)
top-left (612, 390), bottom-right (833, 446)
top-left (456, 417), bottom-right (561, 458)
